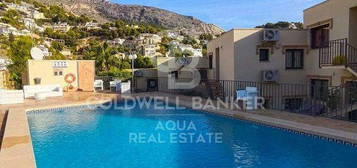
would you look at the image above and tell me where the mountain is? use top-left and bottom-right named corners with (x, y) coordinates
top-left (38, 0), bottom-right (225, 35)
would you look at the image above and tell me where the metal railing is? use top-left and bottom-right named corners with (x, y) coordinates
top-left (319, 38), bottom-right (357, 72)
top-left (132, 77), bottom-right (328, 115)
top-left (95, 76), bottom-right (357, 122)
top-left (321, 84), bottom-right (357, 121)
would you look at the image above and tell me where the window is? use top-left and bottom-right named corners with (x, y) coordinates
top-left (286, 49), bottom-right (304, 69)
top-left (311, 24), bottom-right (329, 49)
top-left (284, 98), bottom-right (303, 111)
top-left (311, 79), bottom-right (329, 101)
top-left (171, 71), bottom-right (179, 79)
top-left (53, 61), bottom-right (68, 68)
top-left (208, 54), bottom-right (213, 69)
top-left (259, 49), bottom-right (269, 62)
top-left (54, 70), bottom-right (63, 76)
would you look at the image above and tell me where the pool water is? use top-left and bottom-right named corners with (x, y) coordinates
top-left (28, 100), bottom-right (357, 168)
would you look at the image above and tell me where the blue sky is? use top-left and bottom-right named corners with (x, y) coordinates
top-left (111, 0), bottom-right (325, 30)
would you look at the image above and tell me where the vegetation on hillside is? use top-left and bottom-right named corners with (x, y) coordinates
top-left (0, 0), bottom-right (159, 86)
top-left (256, 21), bottom-right (304, 30)
top-left (0, 9), bottom-right (24, 29)
top-left (6, 36), bottom-right (34, 88)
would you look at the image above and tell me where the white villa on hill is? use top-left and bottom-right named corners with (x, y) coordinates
top-left (107, 38), bottom-right (125, 46)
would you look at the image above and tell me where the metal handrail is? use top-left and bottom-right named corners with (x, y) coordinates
top-left (319, 38), bottom-right (357, 70)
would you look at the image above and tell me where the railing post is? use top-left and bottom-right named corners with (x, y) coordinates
top-left (345, 38), bottom-right (348, 68)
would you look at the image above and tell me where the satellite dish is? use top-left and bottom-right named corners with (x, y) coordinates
top-left (31, 47), bottom-right (44, 60)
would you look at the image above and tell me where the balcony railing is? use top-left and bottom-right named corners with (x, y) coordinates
top-left (319, 38), bottom-right (357, 71)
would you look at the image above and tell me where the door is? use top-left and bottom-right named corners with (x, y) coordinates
top-left (310, 79), bottom-right (329, 101)
top-left (345, 81), bottom-right (357, 104)
top-left (147, 79), bottom-right (158, 91)
top-left (215, 48), bottom-right (220, 80)
top-left (77, 61), bottom-right (95, 92)
top-left (199, 70), bottom-right (208, 80)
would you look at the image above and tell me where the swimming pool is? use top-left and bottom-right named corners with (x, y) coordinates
top-left (28, 99), bottom-right (357, 168)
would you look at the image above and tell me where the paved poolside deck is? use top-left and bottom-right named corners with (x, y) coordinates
top-left (0, 111), bottom-right (6, 147)
top-left (1, 91), bottom-right (357, 168)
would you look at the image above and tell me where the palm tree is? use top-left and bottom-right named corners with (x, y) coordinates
top-left (83, 41), bottom-right (118, 73)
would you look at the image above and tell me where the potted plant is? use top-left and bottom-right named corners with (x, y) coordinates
top-left (332, 55), bottom-right (347, 65)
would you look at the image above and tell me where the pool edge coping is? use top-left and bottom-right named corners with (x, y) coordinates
top-left (160, 95), bottom-right (357, 146)
top-left (3, 94), bottom-right (357, 167)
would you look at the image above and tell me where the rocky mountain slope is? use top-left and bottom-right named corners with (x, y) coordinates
top-left (38, 0), bottom-right (225, 35)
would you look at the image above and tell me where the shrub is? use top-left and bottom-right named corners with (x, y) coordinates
top-left (97, 69), bottom-right (131, 80)
top-left (332, 55), bottom-right (347, 65)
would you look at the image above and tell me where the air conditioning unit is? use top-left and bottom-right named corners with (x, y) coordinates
top-left (262, 70), bottom-right (279, 82)
top-left (263, 30), bottom-right (279, 41)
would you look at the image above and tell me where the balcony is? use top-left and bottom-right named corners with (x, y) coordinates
top-left (319, 39), bottom-right (357, 74)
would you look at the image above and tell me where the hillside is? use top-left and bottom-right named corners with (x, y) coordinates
top-left (38, 0), bottom-right (225, 35)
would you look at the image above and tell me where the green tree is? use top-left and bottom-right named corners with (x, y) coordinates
top-left (0, 9), bottom-right (24, 29)
top-left (7, 36), bottom-right (34, 88)
top-left (51, 41), bottom-right (64, 51)
top-left (182, 49), bottom-right (193, 57)
top-left (134, 56), bottom-right (154, 68)
top-left (182, 36), bottom-right (197, 46)
top-left (199, 34), bottom-right (213, 41)
top-left (46, 47), bottom-right (66, 60)
top-left (256, 21), bottom-right (304, 30)
top-left (0, 3), bottom-right (7, 10)
top-left (83, 41), bottom-right (119, 73)
top-left (171, 48), bottom-right (183, 57)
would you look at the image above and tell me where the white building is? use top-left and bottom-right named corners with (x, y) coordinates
top-left (31, 11), bottom-right (45, 19)
top-left (0, 57), bottom-right (11, 71)
top-left (84, 22), bottom-right (100, 30)
top-left (19, 29), bottom-right (31, 36)
top-left (44, 38), bottom-right (65, 46)
top-left (0, 59), bottom-right (10, 71)
top-left (38, 45), bottom-right (52, 57)
top-left (168, 41), bottom-right (203, 57)
top-left (126, 25), bottom-right (140, 29)
top-left (23, 18), bottom-right (44, 32)
top-left (60, 49), bottom-right (71, 57)
top-left (6, 3), bottom-right (31, 14)
top-left (167, 31), bottom-right (180, 39)
top-left (142, 44), bottom-right (160, 58)
top-left (114, 53), bottom-right (126, 59)
top-left (139, 33), bottom-right (162, 45)
top-left (0, 23), bottom-right (16, 35)
top-left (179, 44), bottom-right (203, 57)
top-left (52, 23), bottom-right (71, 32)
top-left (107, 38), bottom-right (125, 46)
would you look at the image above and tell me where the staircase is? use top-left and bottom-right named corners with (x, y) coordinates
top-left (319, 38), bottom-right (357, 77)
top-left (204, 80), bottom-right (224, 100)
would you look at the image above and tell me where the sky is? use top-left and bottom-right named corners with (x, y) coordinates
top-left (111, 0), bottom-right (325, 30)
